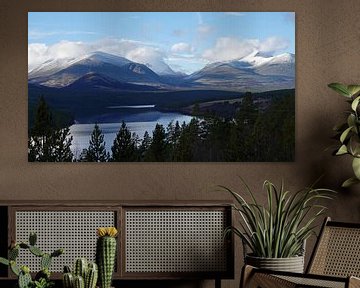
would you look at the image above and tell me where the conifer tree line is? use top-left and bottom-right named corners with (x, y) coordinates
top-left (28, 92), bottom-right (294, 162)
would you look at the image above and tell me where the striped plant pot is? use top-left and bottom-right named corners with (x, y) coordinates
top-left (245, 254), bottom-right (305, 273)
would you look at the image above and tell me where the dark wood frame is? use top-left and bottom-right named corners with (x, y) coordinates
top-left (0, 201), bottom-right (234, 284)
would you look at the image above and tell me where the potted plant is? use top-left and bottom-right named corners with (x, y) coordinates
top-left (0, 232), bottom-right (63, 288)
top-left (328, 83), bottom-right (360, 187)
top-left (62, 258), bottom-right (98, 288)
top-left (221, 179), bottom-right (334, 273)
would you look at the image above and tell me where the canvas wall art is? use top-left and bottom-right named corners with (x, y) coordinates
top-left (28, 12), bottom-right (295, 162)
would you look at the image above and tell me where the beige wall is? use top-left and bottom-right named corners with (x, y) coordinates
top-left (1, 0), bottom-right (360, 287)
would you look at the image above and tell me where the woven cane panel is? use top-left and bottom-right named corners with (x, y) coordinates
top-left (277, 275), bottom-right (345, 288)
top-left (310, 226), bottom-right (360, 277)
top-left (15, 211), bottom-right (115, 272)
top-left (125, 210), bottom-right (227, 273)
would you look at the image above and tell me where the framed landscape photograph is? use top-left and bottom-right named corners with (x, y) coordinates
top-left (28, 12), bottom-right (295, 162)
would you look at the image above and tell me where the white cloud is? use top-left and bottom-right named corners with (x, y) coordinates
top-left (202, 36), bottom-right (290, 62)
top-left (170, 42), bottom-right (193, 54)
top-left (259, 36), bottom-right (289, 52)
top-left (28, 38), bottom-right (174, 74)
top-left (202, 37), bottom-right (258, 62)
top-left (28, 41), bottom-right (90, 71)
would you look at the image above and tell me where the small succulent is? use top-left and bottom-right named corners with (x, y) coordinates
top-left (32, 278), bottom-right (54, 288)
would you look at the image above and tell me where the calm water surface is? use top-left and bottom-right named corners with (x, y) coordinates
top-left (69, 108), bottom-right (193, 158)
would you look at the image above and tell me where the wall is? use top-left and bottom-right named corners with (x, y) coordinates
top-left (1, 0), bottom-right (360, 287)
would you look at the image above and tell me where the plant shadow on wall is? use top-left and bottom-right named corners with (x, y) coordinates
top-left (220, 178), bottom-right (335, 273)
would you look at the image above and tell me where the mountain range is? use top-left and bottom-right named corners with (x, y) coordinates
top-left (28, 50), bottom-right (295, 92)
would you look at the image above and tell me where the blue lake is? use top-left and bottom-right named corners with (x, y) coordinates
top-left (69, 107), bottom-right (193, 159)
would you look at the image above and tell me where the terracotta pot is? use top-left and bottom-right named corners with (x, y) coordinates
top-left (245, 254), bottom-right (304, 273)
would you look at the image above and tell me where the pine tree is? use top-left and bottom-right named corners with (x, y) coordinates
top-left (52, 128), bottom-right (73, 162)
top-left (166, 121), bottom-right (182, 160)
top-left (174, 119), bottom-right (200, 161)
top-left (139, 131), bottom-right (152, 161)
top-left (85, 124), bottom-right (108, 162)
top-left (111, 121), bottom-right (137, 161)
top-left (231, 92), bottom-right (258, 161)
top-left (28, 96), bottom-right (73, 162)
top-left (147, 124), bottom-right (167, 161)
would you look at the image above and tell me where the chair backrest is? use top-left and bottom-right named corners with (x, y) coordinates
top-left (307, 217), bottom-right (360, 277)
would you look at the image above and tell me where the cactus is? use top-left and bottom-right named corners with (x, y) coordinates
top-left (0, 232), bottom-right (64, 288)
top-left (74, 275), bottom-right (85, 288)
top-left (85, 263), bottom-right (98, 288)
top-left (41, 253), bottom-right (52, 270)
top-left (96, 227), bottom-right (118, 288)
top-left (18, 267), bottom-right (32, 288)
top-left (51, 248), bottom-right (64, 258)
top-left (29, 245), bottom-right (44, 257)
top-left (74, 258), bottom-right (88, 279)
top-left (10, 260), bottom-right (20, 276)
top-left (63, 260), bottom-right (98, 288)
top-left (9, 246), bottom-right (19, 260)
top-left (29, 232), bottom-right (37, 246)
top-left (64, 265), bottom-right (72, 273)
top-left (63, 272), bottom-right (74, 288)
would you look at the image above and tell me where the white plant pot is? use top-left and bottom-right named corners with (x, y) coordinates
top-left (245, 254), bottom-right (305, 273)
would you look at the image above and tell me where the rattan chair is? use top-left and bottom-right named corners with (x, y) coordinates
top-left (241, 217), bottom-right (360, 288)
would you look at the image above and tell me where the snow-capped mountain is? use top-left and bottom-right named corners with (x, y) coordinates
top-left (29, 52), bottom-right (163, 88)
top-left (28, 50), bottom-right (295, 92)
top-left (141, 60), bottom-right (176, 76)
top-left (186, 50), bottom-right (295, 91)
top-left (28, 57), bottom-right (80, 78)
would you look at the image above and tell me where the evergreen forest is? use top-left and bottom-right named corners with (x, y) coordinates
top-left (28, 90), bottom-right (294, 162)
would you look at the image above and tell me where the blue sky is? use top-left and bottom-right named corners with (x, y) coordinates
top-left (28, 12), bottom-right (295, 74)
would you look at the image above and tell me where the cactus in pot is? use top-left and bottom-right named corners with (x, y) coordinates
top-left (96, 227), bottom-right (118, 288)
top-left (62, 259), bottom-right (98, 288)
top-left (0, 232), bottom-right (63, 288)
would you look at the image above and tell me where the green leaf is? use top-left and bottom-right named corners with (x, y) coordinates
top-left (352, 96), bottom-right (360, 111)
top-left (10, 261), bottom-right (20, 276)
top-left (328, 83), bottom-right (351, 97)
top-left (340, 126), bottom-right (353, 143)
top-left (342, 177), bottom-right (360, 188)
top-left (352, 157), bottom-right (360, 179)
top-left (347, 114), bottom-right (356, 128)
top-left (350, 135), bottom-right (360, 156)
top-left (0, 257), bottom-right (9, 266)
top-left (336, 145), bottom-right (348, 155)
top-left (347, 85), bottom-right (360, 97)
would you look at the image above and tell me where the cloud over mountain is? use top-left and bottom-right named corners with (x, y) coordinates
top-left (202, 36), bottom-right (290, 62)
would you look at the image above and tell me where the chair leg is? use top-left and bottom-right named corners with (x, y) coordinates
top-left (349, 276), bottom-right (360, 288)
top-left (215, 278), bottom-right (221, 288)
top-left (240, 265), bottom-right (255, 288)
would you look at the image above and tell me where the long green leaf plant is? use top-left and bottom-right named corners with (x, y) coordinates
top-left (221, 179), bottom-right (335, 258)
